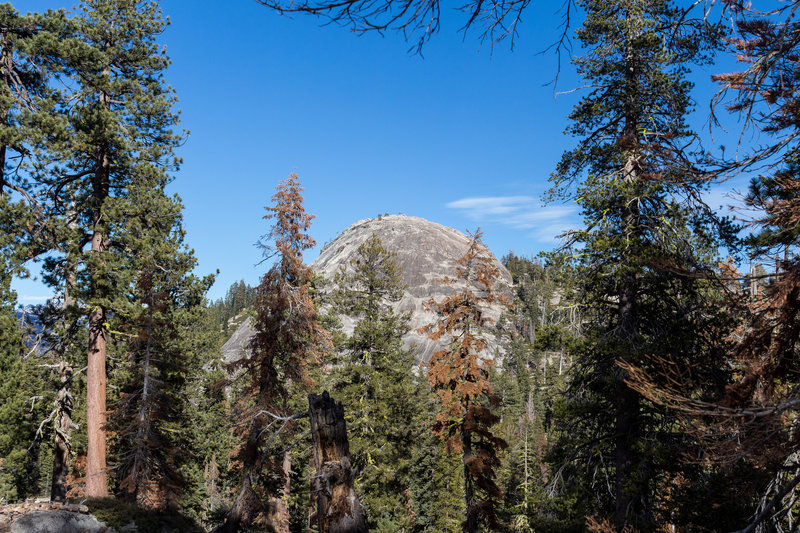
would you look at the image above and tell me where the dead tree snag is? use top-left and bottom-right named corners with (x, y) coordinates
top-left (309, 392), bottom-right (367, 533)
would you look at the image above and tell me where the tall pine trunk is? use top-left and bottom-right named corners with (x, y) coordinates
top-left (85, 78), bottom-right (111, 496)
top-left (86, 228), bottom-right (108, 497)
top-left (615, 23), bottom-right (643, 528)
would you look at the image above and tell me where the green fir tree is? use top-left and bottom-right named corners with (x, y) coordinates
top-left (549, 0), bottom-right (730, 528)
top-left (329, 233), bottom-right (423, 530)
top-left (110, 177), bottom-right (214, 509)
top-left (0, 261), bottom-right (41, 501)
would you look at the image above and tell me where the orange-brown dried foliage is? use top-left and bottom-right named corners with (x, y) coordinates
top-left (219, 174), bottom-right (329, 533)
top-left (420, 230), bottom-right (509, 532)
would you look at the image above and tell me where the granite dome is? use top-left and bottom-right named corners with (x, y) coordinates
top-left (222, 215), bottom-right (512, 364)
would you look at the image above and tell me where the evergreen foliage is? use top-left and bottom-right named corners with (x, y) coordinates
top-left (549, 0), bottom-right (730, 528)
top-left (495, 254), bottom-right (581, 531)
top-left (0, 3), bottom-right (75, 207)
top-left (408, 408), bottom-right (467, 533)
top-left (7, 0), bottom-right (800, 529)
top-left (627, 6), bottom-right (800, 529)
top-left (0, 128), bottom-right (50, 502)
top-left (208, 280), bottom-right (257, 335)
top-left (31, 0), bottom-right (187, 497)
top-left (110, 180), bottom-right (215, 509)
top-left (179, 361), bottom-right (237, 527)
top-left (0, 287), bottom-right (45, 501)
top-left (0, 0), bottom-right (217, 509)
top-left (329, 233), bottom-right (423, 529)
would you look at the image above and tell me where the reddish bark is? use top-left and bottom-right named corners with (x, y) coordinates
top-left (85, 289), bottom-right (107, 497)
top-left (85, 82), bottom-right (110, 496)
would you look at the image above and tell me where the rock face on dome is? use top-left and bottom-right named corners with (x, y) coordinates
top-left (222, 215), bottom-right (513, 364)
top-left (313, 215), bottom-right (512, 362)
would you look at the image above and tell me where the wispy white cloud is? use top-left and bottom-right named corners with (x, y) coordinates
top-left (446, 196), bottom-right (536, 217)
top-left (446, 196), bottom-right (578, 240)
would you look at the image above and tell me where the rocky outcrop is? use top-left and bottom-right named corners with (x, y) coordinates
top-left (222, 215), bottom-right (513, 364)
top-left (1, 502), bottom-right (108, 533)
top-left (10, 511), bottom-right (109, 533)
top-left (314, 215), bottom-right (512, 363)
top-left (221, 316), bottom-right (255, 363)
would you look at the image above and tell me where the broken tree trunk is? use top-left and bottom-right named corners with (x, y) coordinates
top-left (308, 391), bottom-right (367, 533)
top-left (51, 361), bottom-right (75, 501)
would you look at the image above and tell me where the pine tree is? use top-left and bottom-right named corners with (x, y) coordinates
top-left (217, 174), bottom-right (329, 533)
top-left (629, 6), bottom-right (800, 527)
top-left (0, 134), bottom-right (50, 500)
top-left (171, 293), bottom-right (235, 526)
top-left (421, 230), bottom-right (508, 533)
top-left (0, 1), bottom-right (215, 506)
top-left (329, 233), bottom-right (423, 529)
top-left (208, 280), bottom-right (257, 334)
top-left (494, 254), bottom-right (587, 529)
top-left (409, 393), bottom-right (467, 533)
top-left (0, 304), bottom-right (48, 502)
top-left (181, 361), bottom-right (237, 527)
top-left (549, 0), bottom-right (727, 528)
top-left (110, 178), bottom-right (214, 509)
top-left (1, 13), bottom-right (91, 497)
top-left (0, 230), bottom-right (40, 501)
top-left (710, 3), bottom-right (800, 429)
top-left (32, 0), bottom-right (184, 497)
top-left (0, 5), bottom-right (74, 201)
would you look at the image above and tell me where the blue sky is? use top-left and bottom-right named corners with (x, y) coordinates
top-left (13, 0), bottom-right (753, 302)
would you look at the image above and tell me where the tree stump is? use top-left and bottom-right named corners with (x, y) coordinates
top-left (308, 392), bottom-right (367, 533)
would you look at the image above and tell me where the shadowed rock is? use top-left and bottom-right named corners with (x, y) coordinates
top-left (10, 510), bottom-right (109, 533)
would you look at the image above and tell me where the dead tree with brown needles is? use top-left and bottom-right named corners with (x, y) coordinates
top-left (215, 175), bottom-right (329, 533)
top-left (420, 229), bottom-right (508, 533)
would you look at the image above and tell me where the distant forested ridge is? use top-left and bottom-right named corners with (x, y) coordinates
top-left (207, 280), bottom-right (257, 335)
